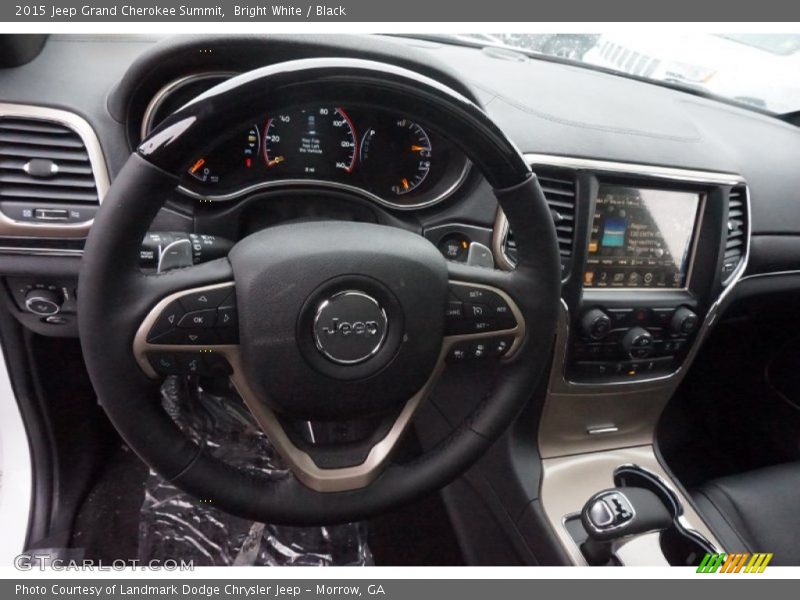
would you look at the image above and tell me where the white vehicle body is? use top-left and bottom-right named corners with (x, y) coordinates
top-left (584, 33), bottom-right (800, 113)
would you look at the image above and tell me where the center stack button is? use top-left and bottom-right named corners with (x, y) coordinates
top-left (622, 326), bottom-right (654, 359)
top-left (581, 308), bottom-right (612, 340)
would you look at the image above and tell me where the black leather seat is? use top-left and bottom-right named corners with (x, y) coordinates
top-left (692, 462), bottom-right (800, 565)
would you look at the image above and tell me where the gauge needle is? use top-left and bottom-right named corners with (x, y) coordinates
top-left (190, 158), bottom-right (206, 174)
top-left (267, 156), bottom-right (285, 167)
top-left (410, 145), bottom-right (430, 153)
top-left (401, 178), bottom-right (410, 191)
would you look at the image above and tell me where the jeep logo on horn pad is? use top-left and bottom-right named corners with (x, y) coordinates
top-left (313, 291), bottom-right (388, 365)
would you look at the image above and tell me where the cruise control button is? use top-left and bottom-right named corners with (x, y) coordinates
top-left (484, 293), bottom-right (517, 328)
top-left (464, 302), bottom-right (490, 320)
top-left (490, 303), bottom-right (517, 329)
top-left (147, 300), bottom-right (184, 342)
top-left (179, 287), bottom-right (233, 312)
top-left (178, 308), bottom-right (217, 329)
top-left (451, 286), bottom-right (493, 303)
top-left (445, 300), bottom-right (463, 320)
top-left (445, 319), bottom-right (495, 335)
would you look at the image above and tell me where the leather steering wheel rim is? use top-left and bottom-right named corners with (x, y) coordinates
top-left (78, 58), bottom-right (561, 525)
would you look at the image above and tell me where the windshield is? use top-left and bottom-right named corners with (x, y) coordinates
top-left (451, 33), bottom-right (800, 114)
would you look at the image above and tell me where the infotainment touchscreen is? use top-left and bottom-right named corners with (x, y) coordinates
top-left (583, 186), bottom-right (702, 289)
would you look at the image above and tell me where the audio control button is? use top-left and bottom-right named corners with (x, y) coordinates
top-left (179, 287), bottom-right (233, 312)
top-left (147, 300), bottom-right (185, 341)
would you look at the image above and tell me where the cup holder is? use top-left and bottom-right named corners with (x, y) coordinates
top-left (613, 465), bottom-right (715, 566)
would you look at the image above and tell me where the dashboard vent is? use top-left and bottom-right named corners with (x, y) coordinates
top-left (503, 168), bottom-right (577, 276)
top-left (0, 117), bottom-right (99, 211)
top-left (722, 185), bottom-right (748, 280)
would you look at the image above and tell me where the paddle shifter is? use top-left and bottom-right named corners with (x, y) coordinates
top-left (580, 487), bottom-right (673, 565)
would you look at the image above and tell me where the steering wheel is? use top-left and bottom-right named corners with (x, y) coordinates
top-left (78, 58), bottom-right (560, 525)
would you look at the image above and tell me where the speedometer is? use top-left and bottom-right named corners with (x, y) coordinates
top-left (263, 107), bottom-right (357, 176)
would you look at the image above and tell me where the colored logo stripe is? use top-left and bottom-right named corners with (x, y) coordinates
top-left (697, 553), bottom-right (773, 573)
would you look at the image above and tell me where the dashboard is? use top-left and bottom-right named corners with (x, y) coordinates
top-left (0, 34), bottom-right (799, 347)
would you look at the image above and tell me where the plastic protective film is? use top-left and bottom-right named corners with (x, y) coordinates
top-left (138, 376), bottom-right (372, 566)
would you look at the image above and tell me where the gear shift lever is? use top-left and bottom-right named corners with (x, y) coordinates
top-left (580, 487), bottom-right (673, 565)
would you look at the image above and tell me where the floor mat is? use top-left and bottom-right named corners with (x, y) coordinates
top-left (137, 376), bottom-right (372, 566)
top-left (71, 376), bottom-right (463, 566)
top-left (70, 444), bottom-right (147, 562)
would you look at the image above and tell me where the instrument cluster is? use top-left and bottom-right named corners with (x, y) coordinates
top-left (149, 97), bottom-right (470, 209)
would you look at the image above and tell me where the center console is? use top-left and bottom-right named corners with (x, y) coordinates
top-left (494, 154), bottom-right (751, 566)
top-left (568, 184), bottom-right (706, 383)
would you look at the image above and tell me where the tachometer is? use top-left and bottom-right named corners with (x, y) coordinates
top-left (360, 119), bottom-right (432, 196)
top-left (263, 107), bottom-right (357, 176)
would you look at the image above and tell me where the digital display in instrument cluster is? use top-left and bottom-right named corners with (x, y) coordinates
top-left (584, 185), bottom-right (703, 289)
top-left (179, 106), bottom-right (468, 208)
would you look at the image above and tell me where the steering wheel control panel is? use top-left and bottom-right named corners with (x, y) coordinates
top-left (566, 303), bottom-right (700, 383)
top-left (135, 283), bottom-right (239, 379)
top-left (444, 283), bottom-right (520, 363)
top-left (145, 286), bottom-right (239, 346)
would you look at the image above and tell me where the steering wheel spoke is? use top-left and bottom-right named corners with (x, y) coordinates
top-left (231, 385), bottom-right (442, 493)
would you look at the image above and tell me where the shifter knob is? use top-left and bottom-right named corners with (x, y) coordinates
top-left (580, 487), bottom-right (673, 564)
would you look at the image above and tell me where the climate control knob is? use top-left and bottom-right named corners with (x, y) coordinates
top-left (581, 308), bottom-right (612, 340)
top-left (24, 289), bottom-right (63, 316)
top-left (671, 306), bottom-right (699, 336)
top-left (622, 326), bottom-right (654, 359)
